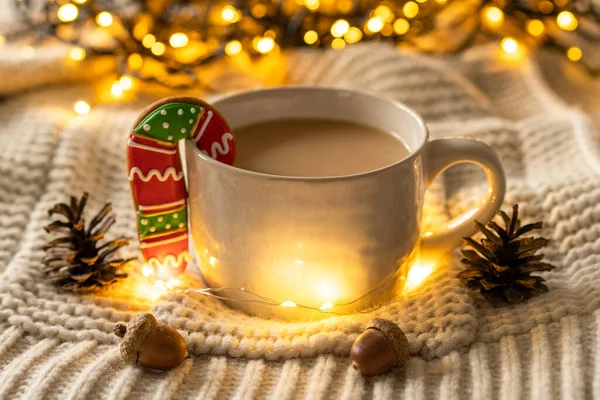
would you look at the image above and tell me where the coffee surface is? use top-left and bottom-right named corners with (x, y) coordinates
top-left (233, 119), bottom-right (409, 177)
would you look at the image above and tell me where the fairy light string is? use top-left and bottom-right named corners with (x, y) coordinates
top-left (5, 0), bottom-right (599, 102)
top-left (139, 258), bottom-right (437, 316)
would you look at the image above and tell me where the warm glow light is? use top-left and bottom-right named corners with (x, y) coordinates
top-left (120, 75), bottom-right (133, 90)
top-left (320, 302), bottom-right (334, 310)
top-left (166, 278), bottom-right (181, 289)
top-left (151, 42), bottom-right (166, 56)
top-left (331, 19), bottom-right (350, 37)
top-left (318, 281), bottom-right (338, 301)
top-left (404, 263), bottom-right (435, 292)
top-left (221, 5), bottom-right (241, 23)
top-left (73, 0), bottom-right (86, 4)
top-left (501, 37), bottom-right (519, 54)
top-left (526, 19), bottom-right (545, 36)
top-left (111, 81), bottom-right (123, 97)
top-left (331, 38), bottom-right (346, 49)
top-left (169, 32), bottom-right (189, 48)
top-left (225, 40), bottom-right (242, 55)
top-left (255, 37), bottom-right (275, 54)
top-left (344, 27), bottom-right (362, 43)
top-left (209, 256), bottom-right (217, 266)
top-left (304, 30), bottom-right (319, 44)
top-left (142, 264), bottom-right (154, 277)
top-left (281, 301), bottom-right (297, 308)
top-left (142, 34), bottom-right (156, 48)
top-left (305, 0), bottom-right (320, 11)
top-left (567, 46), bottom-right (582, 61)
top-left (393, 18), bottom-right (410, 35)
top-left (0, 36), bottom-right (5, 47)
top-left (96, 12), bottom-right (113, 27)
top-left (74, 101), bottom-right (90, 115)
top-left (252, 3), bottom-right (267, 18)
top-left (556, 11), bottom-right (577, 31)
top-left (366, 17), bottom-right (384, 33)
top-left (403, 2), bottom-right (419, 18)
top-left (68, 47), bottom-right (86, 61)
top-left (436, 0), bottom-right (447, 4)
top-left (483, 6), bottom-right (504, 25)
top-left (58, 4), bottom-right (78, 22)
top-left (127, 53), bottom-right (143, 70)
top-left (374, 5), bottom-right (394, 22)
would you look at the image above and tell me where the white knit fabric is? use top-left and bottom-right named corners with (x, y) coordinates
top-left (1, 31), bottom-right (600, 399)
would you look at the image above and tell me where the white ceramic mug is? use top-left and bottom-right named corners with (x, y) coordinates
top-left (185, 87), bottom-right (505, 319)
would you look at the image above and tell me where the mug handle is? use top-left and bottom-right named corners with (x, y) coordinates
top-left (420, 138), bottom-right (506, 255)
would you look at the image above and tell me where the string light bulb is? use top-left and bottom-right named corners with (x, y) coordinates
top-left (169, 33), bottom-right (189, 48)
top-left (344, 27), bottom-right (363, 43)
top-left (567, 46), bottom-right (582, 61)
top-left (151, 42), bottom-right (166, 56)
top-left (119, 75), bottom-right (133, 90)
top-left (526, 19), bottom-right (545, 36)
top-left (331, 38), bottom-right (346, 49)
top-left (221, 5), bottom-right (241, 23)
top-left (225, 40), bottom-right (242, 55)
top-left (556, 11), bottom-right (577, 31)
top-left (74, 101), bottom-right (91, 115)
top-left (281, 301), bottom-right (297, 308)
top-left (73, 0), bottom-right (86, 3)
top-left (304, 30), bottom-right (319, 45)
top-left (68, 47), bottom-right (86, 61)
top-left (483, 6), bottom-right (504, 25)
top-left (393, 18), bottom-right (410, 35)
top-left (320, 302), bottom-right (334, 310)
top-left (251, 3), bottom-right (267, 18)
top-left (331, 19), bottom-right (350, 38)
top-left (305, 0), bottom-right (319, 11)
top-left (366, 17), bottom-right (384, 33)
top-left (57, 4), bottom-right (78, 22)
top-left (254, 37), bottom-right (275, 54)
top-left (127, 53), bottom-right (143, 70)
top-left (403, 2), bottom-right (419, 19)
top-left (96, 12), bottom-right (113, 27)
top-left (142, 34), bottom-right (156, 48)
top-left (111, 81), bottom-right (123, 97)
top-left (374, 5), bottom-right (394, 22)
top-left (501, 37), bottom-right (519, 54)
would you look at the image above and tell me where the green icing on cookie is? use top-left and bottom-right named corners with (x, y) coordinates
top-left (134, 103), bottom-right (204, 143)
top-left (138, 207), bottom-right (187, 238)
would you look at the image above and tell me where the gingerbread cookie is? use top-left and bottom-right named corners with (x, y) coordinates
top-left (127, 96), bottom-right (235, 279)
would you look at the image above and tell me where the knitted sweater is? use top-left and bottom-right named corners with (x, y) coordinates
top-left (1, 27), bottom-right (600, 399)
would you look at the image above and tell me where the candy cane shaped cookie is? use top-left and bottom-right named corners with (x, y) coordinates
top-left (127, 96), bottom-right (235, 280)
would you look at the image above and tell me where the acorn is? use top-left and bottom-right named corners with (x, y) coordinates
top-left (349, 318), bottom-right (409, 376)
top-left (114, 313), bottom-right (188, 370)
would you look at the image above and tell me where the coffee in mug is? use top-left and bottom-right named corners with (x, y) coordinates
top-left (233, 119), bottom-right (410, 177)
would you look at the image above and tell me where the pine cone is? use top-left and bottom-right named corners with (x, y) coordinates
top-left (42, 193), bottom-right (133, 293)
top-left (457, 204), bottom-right (555, 305)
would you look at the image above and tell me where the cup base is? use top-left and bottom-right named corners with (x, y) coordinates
top-left (195, 248), bottom-right (418, 321)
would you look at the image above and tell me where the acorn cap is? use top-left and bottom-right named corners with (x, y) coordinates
top-left (368, 318), bottom-right (409, 366)
top-left (114, 313), bottom-right (157, 364)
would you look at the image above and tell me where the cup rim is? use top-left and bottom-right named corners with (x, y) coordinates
top-left (188, 86), bottom-right (429, 181)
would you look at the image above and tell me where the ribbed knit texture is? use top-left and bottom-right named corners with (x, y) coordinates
top-left (1, 33), bottom-right (600, 399)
